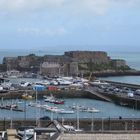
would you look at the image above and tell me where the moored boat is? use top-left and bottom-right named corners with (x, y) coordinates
top-left (22, 94), bottom-right (34, 100)
top-left (85, 107), bottom-right (100, 113)
top-left (58, 109), bottom-right (74, 114)
top-left (44, 95), bottom-right (55, 102)
top-left (0, 103), bottom-right (24, 112)
top-left (44, 95), bottom-right (64, 104)
top-left (70, 105), bottom-right (100, 113)
top-left (51, 100), bottom-right (64, 104)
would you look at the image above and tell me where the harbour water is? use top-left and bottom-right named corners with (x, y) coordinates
top-left (100, 76), bottom-right (140, 85)
top-left (0, 98), bottom-right (140, 120)
top-left (99, 51), bottom-right (140, 85)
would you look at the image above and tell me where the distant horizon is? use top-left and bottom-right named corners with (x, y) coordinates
top-left (0, 47), bottom-right (140, 53)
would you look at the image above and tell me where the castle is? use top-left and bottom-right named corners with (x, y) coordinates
top-left (2, 51), bottom-right (128, 76)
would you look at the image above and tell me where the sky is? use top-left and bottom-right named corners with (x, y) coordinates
top-left (0, 0), bottom-right (140, 52)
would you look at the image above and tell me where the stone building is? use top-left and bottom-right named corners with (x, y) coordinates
top-left (40, 61), bottom-right (78, 76)
top-left (2, 51), bottom-right (129, 76)
top-left (3, 57), bottom-right (18, 70)
top-left (17, 54), bottom-right (42, 71)
top-left (41, 61), bottom-right (60, 76)
top-left (65, 51), bottom-right (110, 64)
top-left (69, 62), bottom-right (79, 76)
top-left (41, 55), bottom-right (72, 76)
top-left (18, 56), bottom-right (30, 68)
top-left (111, 59), bottom-right (127, 68)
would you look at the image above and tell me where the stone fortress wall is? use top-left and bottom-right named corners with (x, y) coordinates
top-left (2, 51), bottom-right (128, 76)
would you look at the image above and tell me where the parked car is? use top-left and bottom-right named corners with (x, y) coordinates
top-left (127, 92), bottom-right (134, 98)
top-left (40, 116), bottom-right (51, 120)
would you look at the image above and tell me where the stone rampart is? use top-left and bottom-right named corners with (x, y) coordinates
top-left (65, 51), bottom-right (110, 63)
top-left (1, 51), bottom-right (129, 75)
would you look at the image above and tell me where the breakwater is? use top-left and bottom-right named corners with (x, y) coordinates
top-left (99, 80), bottom-right (140, 109)
top-left (99, 91), bottom-right (140, 109)
top-left (92, 70), bottom-right (140, 77)
top-left (86, 81), bottom-right (140, 109)
top-left (103, 80), bottom-right (140, 90)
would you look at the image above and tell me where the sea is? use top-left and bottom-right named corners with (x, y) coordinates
top-left (101, 51), bottom-right (140, 85)
top-left (0, 50), bottom-right (140, 119)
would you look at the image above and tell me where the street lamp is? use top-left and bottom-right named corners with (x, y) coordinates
top-left (10, 107), bottom-right (13, 129)
top-left (91, 112), bottom-right (94, 131)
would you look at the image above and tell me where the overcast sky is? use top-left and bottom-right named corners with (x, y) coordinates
top-left (0, 0), bottom-right (140, 52)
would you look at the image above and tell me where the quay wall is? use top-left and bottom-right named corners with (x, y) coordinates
top-left (92, 70), bottom-right (140, 77)
top-left (99, 80), bottom-right (140, 109)
top-left (85, 89), bottom-right (140, 109)
top-left (90, 80), bottom-right (140, 109)
top-left (0, 89), bottom-right (102, 101)
top-left (0, 90), bottom-right (88, 100)
top-left (98, 91), bottom-right (140, 109)
top-left (0, 119), bottom-right (140, 131)
top-left (103, 80), bottom-right (140, 90)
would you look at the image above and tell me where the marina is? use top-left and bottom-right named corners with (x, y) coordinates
top-left (0, 51), bottom-right (140, 140)
top-left (0, 75), bottom-right (140, 120)
top-left (0, 98), bottom-right (140, 120)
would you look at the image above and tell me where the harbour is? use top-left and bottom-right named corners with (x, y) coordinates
top-left (1, 0), bottom-right (140, 138)
top-left (0, 51), bottom-right (140, 139)
top-left (0, 73), bottom-right (140, 139)
top-left (0, 76), bottom-right (140, 119)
